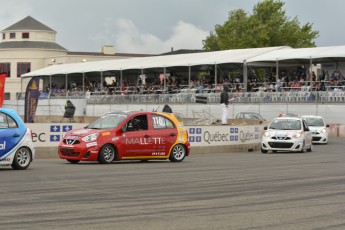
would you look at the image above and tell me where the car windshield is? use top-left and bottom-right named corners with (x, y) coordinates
top-left (269, 119), bottom-right (301, 130)
top-left (245, 114), bottom-right (263, 120)
top-left (304, 117), bottom-right (325, 126)
top-left (87, 114), bottom-right (127, 129)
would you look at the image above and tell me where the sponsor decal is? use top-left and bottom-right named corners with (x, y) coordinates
top-left (112, 137), bottom-right (119, 141)
top-left (204, 131), bottom-right (229, 144)
top-left (50, 125), bottom-right (61, 132)
top-left (50, 135), bottom-right (60, 142)
top-left (189, 128), bottom-right (202, 142)
top-left (73, 130), bottom-right (89, 135)
top-left (63, 125), bottom-right (73, 132)
top-left (0, 141), bottom-right (6, 150)
top-left (102, 132), bottom-right (110, 136)
top-left (126, 137), bottom-right (165, 145)
top-left (152, 152), bottom-right (165, 156)
top-left (86, 142), bottom-right (97, 148)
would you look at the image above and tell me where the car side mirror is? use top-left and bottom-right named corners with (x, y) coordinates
top-left (121, 126), bottom-right (126, 133)
top-left (326, 124), bottom-right (330, 127)
top-left (264, 126), bottom-right (268, 130)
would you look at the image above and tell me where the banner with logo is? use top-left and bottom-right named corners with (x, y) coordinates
top-left (24, 77), bottom-right (40, 123)
top-left (0, 73), bottom-right (6, 107)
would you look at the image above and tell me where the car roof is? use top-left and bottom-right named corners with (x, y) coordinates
top-left (301, 115), bottom-right (323, 119)
top-left (273, 116), bottom-right (302, 121)
top-left (0, 108), bottom-right (25, 127)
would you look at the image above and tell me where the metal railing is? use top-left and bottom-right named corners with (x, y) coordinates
top-left (83, 91), bottom-right (345, 105)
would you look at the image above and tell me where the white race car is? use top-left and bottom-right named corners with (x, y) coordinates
top-left (0, 108), bottom-right (35, 169)
top-left (261, 116), bottom-right (313, 153)
top-left (301, 115), bottom-right (329, 144)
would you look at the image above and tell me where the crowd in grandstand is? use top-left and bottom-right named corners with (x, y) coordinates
top-left (41, 68), bottom-right (345, 98)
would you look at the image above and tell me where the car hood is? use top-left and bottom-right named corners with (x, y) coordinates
top-left (65, 128), bottom-right (109, 137)
top-left (308, 126), bottom-right (325, 131)
top-left (268, 129), bottom-right (301, 137)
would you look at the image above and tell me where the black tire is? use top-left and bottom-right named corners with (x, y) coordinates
top-left (169, 144), bottom-right (186, 162)
top-left (261, 148), bottom-right (268, 154)
top-left (299, 141), bottom-right (305, 153)
top-left (98, 144), bottom-right (116, 164)
top-left (11, 147), bottom-right (32, 170)
top-left (67, 159), bottom-right (80, 164)
top-left (307, 144), bottom-right (313, 152)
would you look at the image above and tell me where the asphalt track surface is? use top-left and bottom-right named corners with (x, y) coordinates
top-left (1, 138), bottom-right (345, 230)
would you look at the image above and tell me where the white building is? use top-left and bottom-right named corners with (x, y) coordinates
top-left (0, 16), bottom-right (151, 100)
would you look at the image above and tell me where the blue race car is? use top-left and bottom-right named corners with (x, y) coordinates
top-left (0, 108), bottom-right (35, 170)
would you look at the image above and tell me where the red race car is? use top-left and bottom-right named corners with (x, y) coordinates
top-left (58, 111), bottom-right (190, 164)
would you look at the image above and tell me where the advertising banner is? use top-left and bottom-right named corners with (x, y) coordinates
top-left (26, 123), bottom-right (263, 148)
top-left (0, 73), bottom-right (6, 107)
top-left (24, 77), bottom-right (40, 123)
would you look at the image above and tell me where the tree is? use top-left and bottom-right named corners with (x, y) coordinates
top-left (202, 0), bottom-right (319, 51)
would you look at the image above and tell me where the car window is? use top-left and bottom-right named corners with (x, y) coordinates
top-left (303, 120), bottom-right (310, 131)
top-left (270, 119), bottom-right (301, 130)
top-left (304, 117), bottom-right (325, 126)
top-left (88, 113), bottom-right (127, 129)
top-left (0, 112), bottom-right (18, 129)
top-left (125, 115), bottom-right (148, 132)
top-left (152, 115), bottom-right (175, 129)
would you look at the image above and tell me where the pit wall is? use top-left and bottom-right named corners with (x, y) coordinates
top-left (27, 123), bottom-right (263, 159)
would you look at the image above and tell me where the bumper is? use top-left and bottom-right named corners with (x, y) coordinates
top-left (312, 134), bottom-right (328, 144)
top-left (261, 139), bottom-right (304, 152)
top-left (58, 143), bottom-right (100, 161)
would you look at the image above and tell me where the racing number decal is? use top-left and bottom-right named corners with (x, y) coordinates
top-left (152, 116), bottom-right (165, 128)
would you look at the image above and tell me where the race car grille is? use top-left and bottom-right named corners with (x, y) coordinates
top-left (271, 136), bottom-right (291, 141)
top-left (312, 137), bottom-right (322, 141)
top-left (268, 142), bottom-right (294, 148)
top-left (63, 139), bottom-right (80, 145)
top-left (60, 148), bottom-right (80, 157)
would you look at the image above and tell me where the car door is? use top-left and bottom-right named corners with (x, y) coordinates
top-left (145, 114), bottom-right (178, 157)
top-left (120, 114), bottom-right (151, 157)
top-left (302, 120), bottom-right (313, 146)
top-left (0, 112), bottom-right (25, 160)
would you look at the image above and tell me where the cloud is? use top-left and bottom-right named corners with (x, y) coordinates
top-left (91, 18), bottom-right (209, 54)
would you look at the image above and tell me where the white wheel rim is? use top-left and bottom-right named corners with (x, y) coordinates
top-left (173, 145), bottom-right (185, 160)
top-left (17, 148), bottom-right (31, 167)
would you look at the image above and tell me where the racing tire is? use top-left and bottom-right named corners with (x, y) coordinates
top-left (261, 148), bottom-right (268, 154)
top-left (98, 144), bottom-right (116, 164)
top-left (11, 147), bottom-right (32, 170)
top-left (67, 159), bottom-right (80, 164)
top-left (169, 144), bottom-right (186, 162)
top-left (307, 144), bottom-right (313, 152)
top-left (299, 141), bottom-right (305, 153)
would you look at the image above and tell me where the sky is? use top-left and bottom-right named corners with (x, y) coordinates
top-left (0, 0), bottom-right (344, 54)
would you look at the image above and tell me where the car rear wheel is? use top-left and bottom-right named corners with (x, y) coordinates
top-left (67, 159), bottom-right (80, 164)
top-left (98, 144), bottom-right (116, 164)
top-left (169, 144), bottom-right (186, 162)
top-left (11, 147), bottom-right (32, 170)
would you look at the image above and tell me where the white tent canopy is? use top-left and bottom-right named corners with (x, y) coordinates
top-left (22, 46), bottom-right (290, 77)
top-left (246, 45), bottom-right (345, 63)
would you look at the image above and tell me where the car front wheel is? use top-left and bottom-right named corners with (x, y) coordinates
top-left (261, 147), bottom-right (268, 153)
top-left (98, 144), bottom-right (116, 164)
top-left (169, 144), bottom-right (186, 162)
top-left (11, 147), bottom-right (32, 170)
top-left (67, 159), bottom-right (80, 164)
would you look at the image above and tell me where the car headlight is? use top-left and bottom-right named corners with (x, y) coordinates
top-left (82, 133), bottom-right (99, 142)
top-left (264, 131), bottom-right (270, 137)
top-left (320, 128), bottom-right (327, 133)
top-left (293, 132), bottom-right (302, 138)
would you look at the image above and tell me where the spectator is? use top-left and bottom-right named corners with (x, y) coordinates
top-left (162, 104), bottom-right (172, 113)
top-left (220, 84), bottom-right (229, 125)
